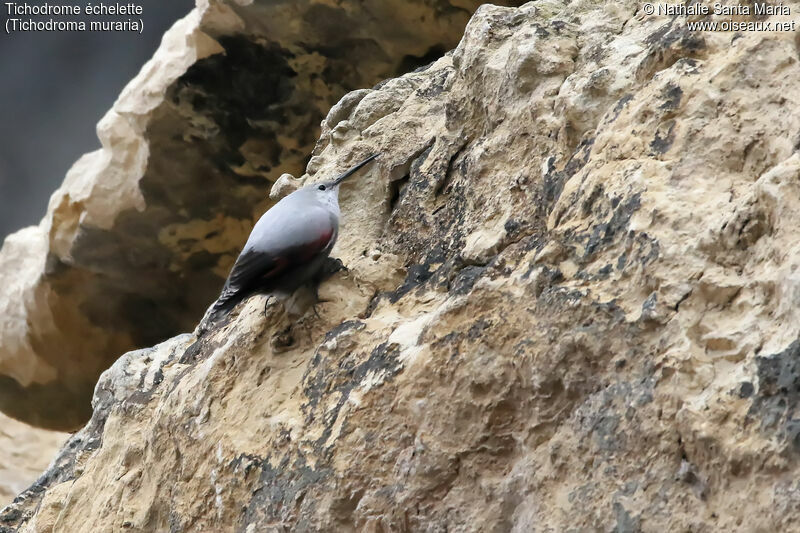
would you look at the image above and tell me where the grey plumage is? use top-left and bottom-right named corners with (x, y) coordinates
top-left (202, 154), bottom-right (378, 327)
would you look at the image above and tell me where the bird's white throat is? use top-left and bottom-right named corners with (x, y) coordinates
top-left (319, 188), bottom-right (341, 216)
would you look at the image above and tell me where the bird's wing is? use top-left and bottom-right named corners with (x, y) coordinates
top-left (219, 249), bottom-right (285, 301)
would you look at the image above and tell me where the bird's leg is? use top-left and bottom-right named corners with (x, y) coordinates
top-left (310, 282), bottom-right (332, 319)
top-left (312, 279), bottom-right (336, 303)
top-left (262, 294), bottom-right (280, 321)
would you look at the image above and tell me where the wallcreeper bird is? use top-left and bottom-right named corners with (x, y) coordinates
top-left (201, 154), bottom-right (379, 328)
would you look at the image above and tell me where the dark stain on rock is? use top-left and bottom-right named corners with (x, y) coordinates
top-left (578, 378), bottom-right (656, 467)
top-left (179, 340), bottom-right (205, 364)
top-left (325, 320), bottom-right (366, 342)
top-left (650, 120), bottom-right (676, 154)
top-left (363, 247), bottom-right (462, 317)
top-left (659, 83), bottom-right (683, 111)
top-left (613, 501), bottom-right (641, 533)
top-left (749, 340), bottom-right (800, 451)
top-left (358, 343), bottom-right (403, 384)
top-left (239, 454), bottom-right (330, 531)
top-left (616, 252), bottom-right (628, 271)
top-left (584, 193), bottom-right (642, 259)
top-left (578, 263), bottom-right (614, 282)
top-left (608, 94), bottom-right (634, 123)
top-left (301, 342), bottom-right (402, 449)
top-left (639, 23), bottom-right (706, 81)
top-left (407, 141), bottom-right (436, 193)
top-left (629, 233), bottom-right (660, 267)
top-left (467, 318), bottom-right (491, 340)
top-left (385, 245), bottom-right (449, 303)
top-left (581, 184), bottom-right (606, 216)
top-left (594, 413), bottom-right (621, 451)
top-left (389, 264), bottom-right (434, 303)
top-left (416, 65), bottom-right (453, 98)
top-left (676, 57), bottom-right (700, 72)
top-left (646, 20), bottom-right (705, 52)
top-left (168, 511), bottom-right (184, 533)
top-left (645, 21), bottom-right (676, 46)
top-left (452, 266), bottom-right (486, 295)
top-left (0, 508), bottom-right (21, 526)
top-left (179, 326), bottom-right (233, 366)
top-left (503, 218), bottom-right (521, 235)
top-left (229, 452), bottom-right (268, 480)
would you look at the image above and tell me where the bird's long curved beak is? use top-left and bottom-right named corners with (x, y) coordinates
top-left (333, 153), bottom-right (380, 186)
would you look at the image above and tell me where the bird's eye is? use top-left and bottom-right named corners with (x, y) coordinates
top-left (318, 184), bottom-right (326, 191)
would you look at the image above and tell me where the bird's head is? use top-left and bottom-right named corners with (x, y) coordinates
top-left (309, 154), bottom-right (379, 205)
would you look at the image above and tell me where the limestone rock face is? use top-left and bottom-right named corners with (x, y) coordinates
top-left (7, 0), bottom-right (800, 531)
top-left (0, 0), bottom-right (512, 430)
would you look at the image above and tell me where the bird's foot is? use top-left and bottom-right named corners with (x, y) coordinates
top-left (262, 294), bottom-right (281, 320)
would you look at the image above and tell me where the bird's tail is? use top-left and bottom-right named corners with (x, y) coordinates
top-left (195, 295), bottom-right (241, 335)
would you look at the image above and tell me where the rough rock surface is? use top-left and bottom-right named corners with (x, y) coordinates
top-left (0, 414), bottom-right (68, 509)
top-left (0, 0), bottom-right (514, 430)
top-left (6, 0), bottom-right (800, 531)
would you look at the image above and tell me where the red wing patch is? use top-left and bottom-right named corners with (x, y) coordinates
top-left (260, 256), bottom-right (290, 280)
top-left (298, 229), bottom-right (334, 262)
